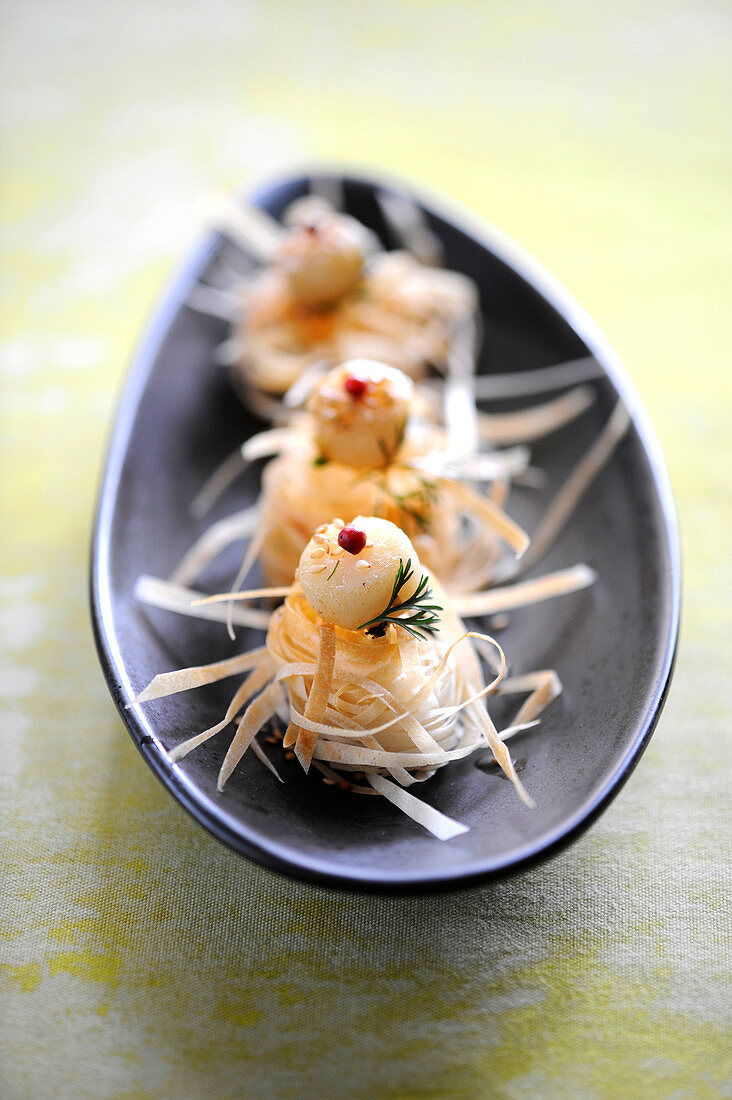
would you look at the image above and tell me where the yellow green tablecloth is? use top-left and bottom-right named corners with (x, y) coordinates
top-left (2, 2), bottom-right (730, 1096)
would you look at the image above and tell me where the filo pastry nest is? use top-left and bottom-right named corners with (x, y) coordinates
top-left (203, 195), bottom-right (479, 404)
top-left (171, 358), bottom-right (610, 607)
top-left (133, 517), bottom-right (574, 840)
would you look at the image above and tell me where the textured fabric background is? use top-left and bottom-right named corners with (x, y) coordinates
top-left (2, 2), bottom-right (730, 1097)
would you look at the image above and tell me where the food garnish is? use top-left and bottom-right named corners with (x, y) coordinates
top-left (337, 525), bottom-right (368, 555)
top-left (357, 558), bottom-right (441, 640)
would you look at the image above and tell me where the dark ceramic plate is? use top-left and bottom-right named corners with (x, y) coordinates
top-left (90, 171), bottom-right (679, 893)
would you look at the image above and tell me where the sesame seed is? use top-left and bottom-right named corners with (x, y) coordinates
top-left (330, 545), bottom-right (344, 556)
top-left (315, 524), bottom-right (328, 534)
top-left (356, 560), bottom-right (371, 570)
top-left (310, 546), bottom-right (326, 558)
top-left (310, 563), bottom-right (327, 574)
top-left (333, 518), bottom-right (345, 527)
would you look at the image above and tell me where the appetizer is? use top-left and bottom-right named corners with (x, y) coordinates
top-left (171, 358), bottom-right (615, 610)
top-left (133, 517), bottom-right (572, 839)
top-left (194, 195), bottom-right (478, 406)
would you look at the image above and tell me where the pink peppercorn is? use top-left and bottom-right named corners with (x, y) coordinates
top-left (337, 525), bottom-right (367, 555)
top-left (344, 374), bottom-right (368, 398)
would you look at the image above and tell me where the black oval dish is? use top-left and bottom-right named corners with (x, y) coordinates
top-left (90, 171), bottom-right (680, 893)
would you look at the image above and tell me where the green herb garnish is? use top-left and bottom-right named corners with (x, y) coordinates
top-left (313, 455), bottom-right (328, 467)
top-left (377, 480), bottom-right (436, 531)
top-left (327, 561), bottom-right (339, 581)
top-left (358, 558), bottom-right (442, 640)
top-left (376, 437), bottom-right (391, 464)
top-left (350, 468), bottom-right (437, 532)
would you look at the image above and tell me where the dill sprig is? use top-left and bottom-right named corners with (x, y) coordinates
top-left (351, 468), bottom-right (437, 532)
top-left (358, 558), bottom-right (442, 640)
